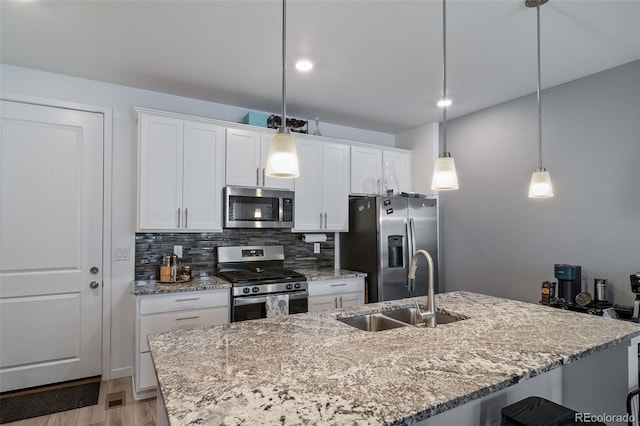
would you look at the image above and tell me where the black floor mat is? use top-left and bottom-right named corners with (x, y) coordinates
top-left (0, 378), bottom-right (100, 424)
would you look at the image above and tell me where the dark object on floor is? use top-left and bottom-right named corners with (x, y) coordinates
top-left (0, 377), bottom-right (100, 424)
top-left (501, 396), bottom-right (605, 425)
top-left (106, 390), bottom-right (125, 409)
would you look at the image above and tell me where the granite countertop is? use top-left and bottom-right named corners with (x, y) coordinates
top-left (132, 269), bottom-right (365, 295)
top-left (295, 267), bottom-right (367, 281)
top-left (147, 291), bottom-right (640, 425)
top-left (131, 276), bottom-right (231, 296)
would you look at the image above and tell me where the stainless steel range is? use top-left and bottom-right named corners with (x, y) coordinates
top-left (217, 245), bottom-right (308, 322)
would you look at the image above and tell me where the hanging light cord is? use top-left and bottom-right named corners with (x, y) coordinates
top-left (442, 0), bottom-right (448, 153)
top-left (536, 1), bottom-right (543, 169)
top-left (281, 0), bottom-right (288, 133)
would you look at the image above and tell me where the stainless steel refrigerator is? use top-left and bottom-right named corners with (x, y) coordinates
top-left (340, 195), bottom-right (438, 303)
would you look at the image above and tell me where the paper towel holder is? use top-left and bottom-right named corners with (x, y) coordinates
top-left (301, 233), bottom-right (327, 243)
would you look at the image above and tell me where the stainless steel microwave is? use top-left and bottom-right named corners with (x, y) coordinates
top-left (224, 186), bottom-right (294, 228)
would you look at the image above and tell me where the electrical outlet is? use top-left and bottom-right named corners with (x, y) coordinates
top-left (313, 243), bottom-right (320, 254)
top-left (114, 247), bottom-right (129, 261)
top-left (174, 245), bottom-right (183, 258)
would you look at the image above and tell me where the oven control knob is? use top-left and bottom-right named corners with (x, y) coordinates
top-left (294, 283), bottom-right (301, 289)
top-left (243, 287), bottom-right (250, 294)
top-left (286, 283), bottom-right (293, 290)
top-left (252, 287), bottom-right (259, 293)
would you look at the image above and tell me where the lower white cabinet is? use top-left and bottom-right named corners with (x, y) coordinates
top-left (134, 289), bottom-right (230, 399)
top-left (308, 277), bottom-right (365, 312)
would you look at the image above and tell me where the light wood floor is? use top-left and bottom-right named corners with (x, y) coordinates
top-left (4, 376), bottom-right (156, 426)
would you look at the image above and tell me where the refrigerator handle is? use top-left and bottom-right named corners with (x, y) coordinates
top-left (405, 219), bottom-right (411, 290)
top-left (408, 218), bottom-right (416, 292)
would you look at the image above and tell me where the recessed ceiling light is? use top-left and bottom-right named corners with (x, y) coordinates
top-left (295, 60), bottom-right (313, 72)
top-left (437, 99), bottom-right (452, 107)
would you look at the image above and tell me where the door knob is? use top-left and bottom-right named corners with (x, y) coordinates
top-left (90, 266), bottom-right (99, 274)
top-left (89, 281), bottom-right (100, 289)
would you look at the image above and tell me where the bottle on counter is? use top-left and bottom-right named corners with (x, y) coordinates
top-left (170, 254), bottom-right (178, 282)
top-left (179, 265), bottom-right (192, 282)
top-left (159, 254), bottom-right (172, 283)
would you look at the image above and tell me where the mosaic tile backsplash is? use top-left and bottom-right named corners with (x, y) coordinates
top-left (135, 230), bottom-right (335, 280)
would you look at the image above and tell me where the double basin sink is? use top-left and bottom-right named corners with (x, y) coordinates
top-left (338, 306), bottom-right (463, 332)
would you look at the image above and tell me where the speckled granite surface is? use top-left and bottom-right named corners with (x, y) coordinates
top-left (132, 269), bottom-right (365, 295)
top-left (147, 291), bottom-right (640, 425)
top-left (295, 267), bottom-right (367, 281)
top-left (131, 276), bottom-right (231, 295)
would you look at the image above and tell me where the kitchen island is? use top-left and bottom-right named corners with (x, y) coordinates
top-left (147, 291), bottom-right (640, 425)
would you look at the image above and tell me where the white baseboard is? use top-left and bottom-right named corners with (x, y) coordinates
top-left (110, 366), bottom-right (133, 380)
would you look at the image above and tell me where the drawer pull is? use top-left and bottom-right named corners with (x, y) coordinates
top-left (175, 316), bottom-right (200, 321)
top-left (175, 297), bottom-right (200, 302)
top-left (330, 283), bottom-right (347, 287)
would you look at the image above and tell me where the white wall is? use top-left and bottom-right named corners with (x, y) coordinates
top-left (0, 63), bottom-right (394, 377)
top-left (440, 60), bottom-right (640, 306)
top-left (395, 122), bottom-right (439, 196)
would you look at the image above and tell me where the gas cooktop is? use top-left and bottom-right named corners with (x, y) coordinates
top-left (218, 268), bottom-right (305, 285)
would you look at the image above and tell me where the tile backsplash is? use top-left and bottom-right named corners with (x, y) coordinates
top-left (134, 230), bottom-right (335, 280)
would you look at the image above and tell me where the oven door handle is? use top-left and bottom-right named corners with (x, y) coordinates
top-left (233, 291), bottom-right (308, 306)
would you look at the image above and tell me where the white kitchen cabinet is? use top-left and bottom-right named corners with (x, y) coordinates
top-left (350, 146), bottom-right (412, 195)
top-left (134, 289), bottom-right (230, 399)
top-left (225, 128), bottom-right (293, 190)
top-left (293, 137), bottom-right (350, 232)
top-left (137, 111), bottom-right (225, 231)
top-left (307, 277), bottom-right (365, 312)
top-left (350, 146), bottom-right (383, 195)
top-left (382, 150), bottom-right (412, 195)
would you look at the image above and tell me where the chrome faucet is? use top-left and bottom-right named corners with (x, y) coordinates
top-left (408, 249), bottom-right (436, 327)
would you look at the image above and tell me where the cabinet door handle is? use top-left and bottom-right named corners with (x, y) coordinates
top-left (262, 168), bottom-right (266, 187)
top-left (256, 167), bottom-right (260, 186)
top-left (320, 213), bottom-right (323, 228)
top-left (339, 296), bottom-right (343, 308)
top-left (175, 297), bottom-right (200, 302)
top-left (184, 208), bottom-right (188, 229)
top-left (324, 213), bottom-right (328, 229)
top-left (331, 283), bottom-right (347, 287)
top-left (334, 297), bottom-right (338, 308)
top-left (177, 208), bottom-right (181, 228)
top-left (175, 316), bottom-right (200, 321)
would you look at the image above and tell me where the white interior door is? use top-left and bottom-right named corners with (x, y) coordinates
top-left (0, 100), bottom-right (104, 392)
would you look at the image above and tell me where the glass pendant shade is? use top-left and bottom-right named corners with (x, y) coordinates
top-left (431, 153), bottom-right (459, 191)
top-left (265, 130), bottom-right (299, 178)
top-left (528, 168), bottom-right (553, 198)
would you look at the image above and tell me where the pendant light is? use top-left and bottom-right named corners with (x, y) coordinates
top-left (431, 0), bottom-right (459, 191)
top-left (526, 0), bottom-right (553, 198)
top-left (265, 0), bottom-right (300, 178)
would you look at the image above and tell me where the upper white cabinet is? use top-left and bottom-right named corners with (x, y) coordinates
top-left (137, 111), bottom-right (225, 231)
top-left (225, 128), bottom-right (294, 190)
top-left (350, 146), bottom-right (383, 195)
top-left (383, 150), bottom-right (411, 194)
top-left (350, 147), bottom-right (412, 195)
top-left (293, 137), bottom-right (350, 232)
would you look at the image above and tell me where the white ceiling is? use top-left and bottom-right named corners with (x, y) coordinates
top-left (1, 0), bottom-right (639, 134)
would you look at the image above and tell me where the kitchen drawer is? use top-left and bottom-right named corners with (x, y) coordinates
top-left (139, 307), bottom-right (228, 352)
top-left (308, 277), bottom-right (364, 297)
top-left (139, 289), bottom-right (229, 315)
top-left (137, 352), bottom-right (157, 390)
top-left (338, 291), bottom-right (364, 308)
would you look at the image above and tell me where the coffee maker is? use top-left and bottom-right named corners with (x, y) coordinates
top-left (554, 264), bottom-right (581, 306)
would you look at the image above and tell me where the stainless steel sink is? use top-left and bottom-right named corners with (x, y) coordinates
top-left (382, 307), bottom-right (463, 326)
top-left (337, 313), bottom-right (408, 332)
